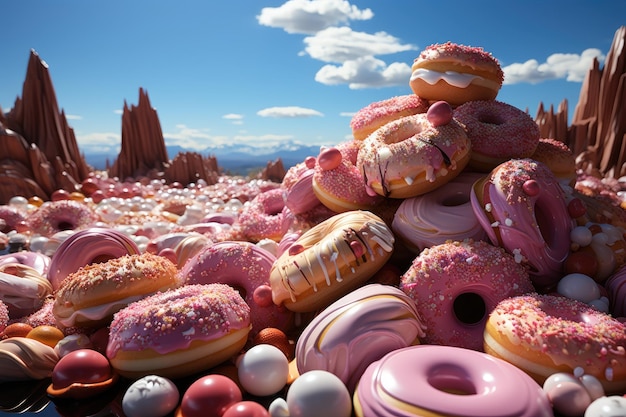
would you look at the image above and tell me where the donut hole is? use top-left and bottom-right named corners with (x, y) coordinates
top-left (55, 220), bottom-right (76, 231)
top-left (477, 113), bottom-right (504, 126)
top-left (535, 197), bottom-right (556, 248)
top-left (441, 192), bottom-right (469, 207)
top-left (452, 292), bottom-right (486, 325)
top-left (427, 364), bottom-right (477, 395)
top-left (90, 254), bottom-right (117, 264)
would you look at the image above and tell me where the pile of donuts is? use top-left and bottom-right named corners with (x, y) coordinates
top-left (0, 41), bottom-right (625, 417)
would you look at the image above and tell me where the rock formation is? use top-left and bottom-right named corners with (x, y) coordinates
top-left (0, 50), bottom-right (89, 204)
top-left (163, 152), bottom-right (220, 185)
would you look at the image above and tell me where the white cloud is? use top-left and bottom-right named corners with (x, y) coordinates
top-left (257, 106), bottom-right (324, 118)
top-left (257, 0), bottom-right (373, 34)
top-left (65, 114), bottom-right (82, 120)
top-left (315, 56), bottom-right (411, 89)
top-left (223, 113), bottom-right (243, 120)
top-left (113, 109), bottom-right (123, 115)
top-left (339, 111), bottom-right (355, 117)
top-left (503, 48), bottom-right (605, 85)
top-left (302, 27), bottom-right (416, 63)
top-left (76, 132), bottom-right (121, 153)
top-left (164, 124), bottom-right (215, 150)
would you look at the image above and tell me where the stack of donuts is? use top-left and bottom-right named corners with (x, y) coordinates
top-left (0, 41), bottom-right (625, 417)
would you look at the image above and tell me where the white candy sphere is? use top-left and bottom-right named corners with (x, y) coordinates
top-left (571, 226), bottom-right (593, 247)
top-left (584, 395), bottom-right (626, 417)
top-left (238, 344), bottom-right (289, 397)
top-left (122, 375), bottom-right (180, 417)
top-left (286, 370), bottom-right (351, 417)
top-left (557, 273), bottom-right (601, 303)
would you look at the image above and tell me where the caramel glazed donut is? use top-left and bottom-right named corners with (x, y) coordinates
top-left (270, 210), bottom-right (395, 313)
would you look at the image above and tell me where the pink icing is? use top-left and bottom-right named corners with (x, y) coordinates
top-left (47, 227), bottom-right (140, 290)
top-left (0, 251), bottom-right (51, 276)
top-left (392, 172), bottom-right (487, 252)
top-left (237, 188), bottom-right (291, 242)
top-left (25, 200), bottom-right (99, 237)
top-left (399, 239), bottom-right (534, 351)
top-left (181, 241), bottom-right (293, 336)
top-left (106, 283), bottom-right (250, 358)
top-left (284, 167), bottom-right (322, 215)
top-left (470, 158), bottom-right (574, 289)
top-left (350, 95), bottom-right (429, 136)
top-left (296, 283), bottom-right (426, 392)
top-left (354, 345), bottom-right (553, 417)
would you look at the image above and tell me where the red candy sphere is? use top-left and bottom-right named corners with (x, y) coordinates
top-left (223, 401), bottom-right (270, 417)
top-left (317, 147), bottom-right (342, 171)
top-left (426, 101), bottom-right (453, 126)
top-left (180, 375), bottom-right (242, 417)
top-left (51, 349), bottom-right (113, 389)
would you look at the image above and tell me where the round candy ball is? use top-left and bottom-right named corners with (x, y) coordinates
top-left (51, 349), bottom-right (112, 389)
top-left (238, 344), bottom-right (289, 396)
top-left (584, 395), bottom-right (626, 417)
top-left (286, 370), bottom-right (351, 417)
top-left (223, 401), bottom-right (270, 417)
top-left (180, 374), bottom-right (242, 417)
top-left (122, 375), bottom-right (180, 417)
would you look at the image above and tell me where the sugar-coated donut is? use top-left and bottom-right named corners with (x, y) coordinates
top-left (471, 158), bottom-right (574, 289)
top-left (312, 141), bottom-right (383, 212)
top-left (26, 200), bottom-right (99, 237)
top-left (350, 95), bottom-right (429, 141)
top-left (106, 283), bottom-right (250, 379)
top-left (353, 345), bottom-right (553, 417)
top-left (409, 42), bottom-right (504, 106)
top-left (296, 283), bottom-right (426, 392)
top-left (53, 252), bottom-right (180, 328)
top-left (454, 100), bottom-right (540, 172)
top-left (531, 138), bottom-right (577, 186)
top-left (484, 294), bottom-right (626, 394)
top-left (0, 205), bottom-right (27, 233)
top-left (47, 227), bottom-right (140, 291)
top-left (181, 240), bottom-right (293, 337)
top-left (357, 113), bottom-right (471, 199)
top-left (270, 210), bottom-right (394, 312)
top-left (605, 264), bottom-right (626, 318)
top-left (392, 171), bottom-right (487, 252)
top-left (237, 188), bottom-right (291, 243)
top-left (399, 239), bottom-right (534, 351)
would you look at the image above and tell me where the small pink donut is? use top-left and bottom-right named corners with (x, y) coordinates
top-left (47, 228), bottom-right (140, 290)
top-left (392, 171), bottom-right (487, 252)
top-left (26, 200), bottom-right (99, 237)
top-left (470, 158), bottom-right (574, 289)
top-left (605, 264), bottom-right (626, 318)
top-left (181, 241), bottom-right (293, 337)
top-left (454, 100), bottom-right (540, 172)
top-left (399, 239), bottom-right (534, 351)
top-left (0, 205), bottom-right (27, 233)
top-left (237, 188), bottom-right (291, 242)
top-left (350, 94), bottom-right (429, 141)
top-left (312, 141), bottom-right (383, 213)
top-left (353, 345), bottom-right (553, 417)
top-left (0, 252), bottom-right (51, 276)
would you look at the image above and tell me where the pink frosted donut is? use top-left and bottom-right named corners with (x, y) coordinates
top-left (605, 264), bottom-right (626, 318)
top-left (181, 241), bottom-right (293, 336)
top-left (454, 100), bottom-right (540, 172)
top-left (0, 205), bottom-right (27, 233)
top-left (0, 300), bottom-right (8, 333)
top-left (296, 283), bottom-right (426, 392)
top-left (353, 345), bottom-right (553, 417)
top-left (399, 239), bottom-right (534, 351)
top-left (283, 165), bottom-right (323, 215)
top-left (47, 227), bottom-right (140, 290)
top-left (0, 252), bottom-right (51, 276)
top-left (26, 200), bottom-right (99, 237)
top-left (312, 141), bottom-right (382, 213)
top-left (237, 188), bottom-right (291, 242)
top-left (484, 294), bottom-right (626, 394)
top-left (392, 171), bottom-right (487, 252)
top-left (471, 158), bottom-right (574, 289)
top-left (357, 113), bottom-right (471, 199)
top-left (106, 283), bottom-right (251, 379)
top-left (350, 94), bottom-right (429, 141)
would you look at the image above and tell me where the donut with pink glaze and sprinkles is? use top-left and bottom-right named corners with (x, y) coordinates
top-left (26, 200), bottom-right (99, 237)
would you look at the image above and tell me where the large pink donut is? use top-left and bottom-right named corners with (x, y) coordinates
top-left (180, 240), bottom-right (293, 336)
top-left (237, 188), bottom-right (292, 242)
top-left (26, 200), bottom-right (99, 237)
top-left (353, 345), bottom-right (553, 417)
top-left (47, 227), bottom-right (140, 290)
top-left (470, 158), bottom-right (574, 289)
top-left (399, 239), bottom-right (534, 351)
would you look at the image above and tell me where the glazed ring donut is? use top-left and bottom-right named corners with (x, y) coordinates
top-left (409, 42), bottom-right (504, 106)
top-left (392, 171), bottom-right (487, 252)
top-left (181, 240), bottom-right (293, 337)
top-left (454, 100), bottom-right (540, 172)
top-left (350, 94), bottom-right (429, 141)
top-left (484, 294), bottom-right (626, 394)
top-left (47, 227), bottom-right (140, 290)
top-left (26, 200), bottom-right (99, 237)
top-left (270, 210), bottom-right (395, 313)
top-left (354, 345), bottom-right (553, 417)
top-left (399, 239), bottom-right (534, 351)
top-left (357, 113), bottom-right (470, 199)
top-left (312, 141), bottom-right (383, 213)
top-left (470, 158), bottom-right (574, 289)
top-left (237, 188), bottom-right (291, 242)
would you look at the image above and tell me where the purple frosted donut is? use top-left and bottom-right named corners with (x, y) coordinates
top-left (605, 264), bottom-right (626, 318)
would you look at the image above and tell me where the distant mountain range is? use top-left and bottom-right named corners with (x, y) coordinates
top-left (83, 141), bottom-right (323, 175)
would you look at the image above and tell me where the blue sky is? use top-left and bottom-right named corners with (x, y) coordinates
top-left (1, 0), bottom-right (624, 156)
